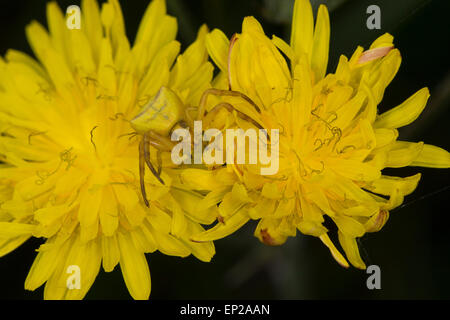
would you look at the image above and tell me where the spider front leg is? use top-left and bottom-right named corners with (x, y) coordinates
top-left (139, 138), bottom-right (150, 207)
top-left (156, 149), bottom-right (162, 176)
top-left (143, 133), bottom-right (165, 186)
top-left (197, 88), bottom-right (261, 121)
top-left (204, 102), bottom-right (264, 130)
top-left (138, 133), bottom-right (166, 208)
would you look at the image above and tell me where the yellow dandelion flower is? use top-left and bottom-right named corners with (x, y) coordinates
top-left (0, 0), bottom-right (216, 299)
top-left (192, 0), bottom-right (450, 269)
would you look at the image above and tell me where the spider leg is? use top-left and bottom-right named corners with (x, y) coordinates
top-left (143, 133), bottom-right (165, 185)
top-left (156, 149), bottom-right (162, 176)
top-left (197, 88), bottom-right (261, 121)
top-left (205, 102), bottom-right (264, 130)
top-left (139, 138), bottom-right (150, 207)
top-left (146, 131), bottom-right (175, 152)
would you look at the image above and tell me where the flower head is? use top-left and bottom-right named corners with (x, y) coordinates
top-left (0, 0), bottom-right (216, 299)
top-left (192, 0), bottom-right (450, 268)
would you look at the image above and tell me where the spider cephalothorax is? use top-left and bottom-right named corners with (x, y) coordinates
top-left (131, 86), bottom-right (188, 207)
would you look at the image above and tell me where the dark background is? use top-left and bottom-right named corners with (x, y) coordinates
top-left (0, 0), bottom-right (449, 299)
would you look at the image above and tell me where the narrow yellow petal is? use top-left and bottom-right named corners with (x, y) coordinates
top-left (46, 1), bottom-right (70, 61)
top-left (242, 16), bottom-right (265, 34)
top-left (272, 35), bottom-right (295, 63)
top-left (254, 218), bottom-right (289, 246)
top-left (333, 91), bottom-right (366, 130)
top-left (25, 238), bottom-right (65, 291)
top-left (34, 205), bottom-right (70, 226)
top-left (319, 233), bottom-right (349, 268)
top-left (180, 219), bottom-right (215, 262)
top-left (385, 141), bottom-right (424, 168)
top-left (97, 38), bottom-right (117, 94)
top-left (81, 0), bottom-right (103, 63)
top-left (146, 221), bottom-right (190, 257)
top-left (338, 231), bottom-right (366, 269)
top-left (311, 5), bottom-right (330, 81)
top-left (333, 215), bottom-right (365, 237)
top-left (365, 210), bottom-right (389, 233)
top-left (78, 188), bottom-right (103, 228)
top-left (299, 195), bottom-right (324, 222)
top-left (364, 174), bottom-right (421, 196)
top-left (0, 235), bottom-right (30, 258)
top-left (130, 227), bottom-right (157, 254)
top-left (374, 88), bottom-right (430, 129)
top-left (5, 50), bottom-right (48, 81)
top-left (135, 0), bottom-right (166, 45)
top-left (410, 144), bottom-right (450, 168)
top-left (170, 200), bottom-right (188, 237)
top-left (139, 41), bottom-right (179, 97)
top-left (118, 232), bottom-right (151, 300)
top-left (170, 188), bottom-right (219, 225)
top-left (101, 235), bottom-right (120, 272)
top-left (44, 235), bottom-right (102, 300)
top-left (374, 128), bottom-right (398, 149)
top-left (99, 187), bottom-right (119, 237)
top-left (329, 158), bottom-right (381, 181)
top-left (290, 0), bottom-right (314, 61)
top-left (0, 222), bottom-right (35, 238)
top-left (191, 209), bottom-right (249, 242)
top-left (292, 57), bottom-right (312, 143)
top-left (369, 33), bottom-right (394, 49)
top-left (382, 187), bottom-right (404, 210)
top-left (297, 220), bottom-right (328, 237)
top-left (206, 29), bottom-right (229, 72)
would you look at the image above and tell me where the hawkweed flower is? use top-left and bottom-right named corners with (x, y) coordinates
top-left (192, 0), bottom-right (450, 268)
top-left (0, 0), bottom-right (216, 299)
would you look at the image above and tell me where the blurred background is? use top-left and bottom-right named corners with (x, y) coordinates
top-left (0, 0), bottom-right (449, 299)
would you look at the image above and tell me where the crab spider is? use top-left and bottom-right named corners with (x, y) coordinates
top-left (130, 86), bottom-right (188, 207)
top-left (131, 86), bottom-right (263, 207)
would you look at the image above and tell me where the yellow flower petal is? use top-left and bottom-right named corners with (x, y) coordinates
top-left (329, 158), bottom-right (381, 181)
top-left (118, 232), bottom-right (151, 300)
top-left (364, 173), bottom-right (421, 196)
top-left (338, 231), bottom-right (366, 269)
top-left (146, 221), bottom-right (190, 257)
top-left (101, 235), bottom-right (120, 272)
top-left (410, 144), bottom-right (450, 168)
top-left (130, 227), bottom-right (158, 254)
top-left (0, 222), bottom-right (36, 238)
top-left (311, 5), bottom-right (330, 82)
top-left (319, 233), bottom-right (349, 268)
top-left (135, 0), bottom-right (167, 45)
top-left (365, 210), bottom-right (389, 233)
top-left (0, 235), bottom-right (30, 258)
top-left (99, 187), bottom-right (119, 237)
top-left (374, 87), bottom-right (430, 129)
top-left (25, 237), bottom-right (65, 291)
top-left (333, 215), bottom-right (365, 237)
top-left (78, 187), bottom-right (103, 229)
top-left (297, 220), bottom-right (328, 237)
top-left (385, 141), bottom-right (424, 168)
top-left (206, 28), bottom-right (229, 73)
top-left (254, 218), bottom-right (289, 246)
top-left (180, 219), bottom-right (215, 262)
top-left (292, 58), bottom-right (312, 140)
top-left (272, 35), bottom-right (295, 63)
top-left (191, 209), bottom-right (249, 242)
top-left (374, 128), bottom-right (398, 149)
top-left (290, 0), bottom-right (314, 62)
top-left (81, 0), bottom-right (103, 62)
top-left (44, 235), bottom-right (102, 300)
top-left (46, 2), bottom-right (68, 59)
